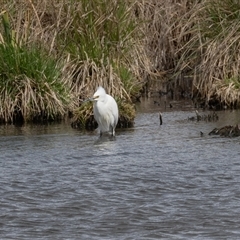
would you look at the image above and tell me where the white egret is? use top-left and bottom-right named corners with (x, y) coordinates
top-left (90, 86), bottom-right (119, 136)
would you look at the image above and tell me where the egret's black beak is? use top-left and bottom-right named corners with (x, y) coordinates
top-left (83, 96), bottom-right (98, 103)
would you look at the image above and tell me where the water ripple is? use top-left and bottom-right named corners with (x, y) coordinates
top-left (1, 109), bottom-right (240, 239)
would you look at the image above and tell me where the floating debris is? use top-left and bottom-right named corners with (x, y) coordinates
top-left (209, 124), bottom-right (240, 137)
top-left (188, 110), bottom-right (219, 122)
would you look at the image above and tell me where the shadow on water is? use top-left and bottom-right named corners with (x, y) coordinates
top-left (1, 98), bottom-right (240, 239)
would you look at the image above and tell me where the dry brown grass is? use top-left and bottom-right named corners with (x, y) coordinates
top-left (192, 0), bottom-right (240, 106)
top-left (134, 0), bottom-right (240, 107)
top-left (133, 0), bottom-right (202, 93)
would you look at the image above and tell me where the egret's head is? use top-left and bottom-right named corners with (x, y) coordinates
top-left (91, 86), bottom-right (106, 102)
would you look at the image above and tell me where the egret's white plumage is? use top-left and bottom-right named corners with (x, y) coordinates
top-left (91, 86), bottom-right (118, 136)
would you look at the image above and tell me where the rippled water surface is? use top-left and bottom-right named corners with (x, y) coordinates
top-left (1, 99), bottom-right (240, 239)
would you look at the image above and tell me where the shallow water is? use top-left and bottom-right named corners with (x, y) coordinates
top-left (1, 99), bottom-right (240, 239)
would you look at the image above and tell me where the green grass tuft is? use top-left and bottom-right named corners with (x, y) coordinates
top-left (0, 43), bottom-right (69, 123)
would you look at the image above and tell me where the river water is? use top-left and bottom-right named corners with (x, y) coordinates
top-left (0, 98), bottom-right (240, 239)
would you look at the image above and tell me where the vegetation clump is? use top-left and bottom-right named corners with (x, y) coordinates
top-left (209, 125), bottom-right (240, 137)
top-left (194, 0), bottom-right (240, 108)
top-left (71, 99), bottom-right (135, 130)
top-left (0, 12), bottom-right (69, 123)
top-left (0, 1), bottom-right (142, 126)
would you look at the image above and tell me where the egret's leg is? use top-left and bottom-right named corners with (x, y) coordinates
top-left (112, 127), bottom-right (115, 136)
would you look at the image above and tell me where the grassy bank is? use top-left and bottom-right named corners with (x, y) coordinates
top-left (0, 0), bottom-right (143, 126)
top-left (0, 0), bottom-right (239, 126)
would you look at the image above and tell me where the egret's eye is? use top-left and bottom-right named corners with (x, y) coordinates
top-left (93, 95), bottom-right (99, 99)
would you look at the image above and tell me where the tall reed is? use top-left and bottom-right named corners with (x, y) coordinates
top-left (194, 0), bottom-right (240, 106)
top-left (132, 0), bottom-right (201, 94)
top-left (56, 0), bottom-right (143, 101)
